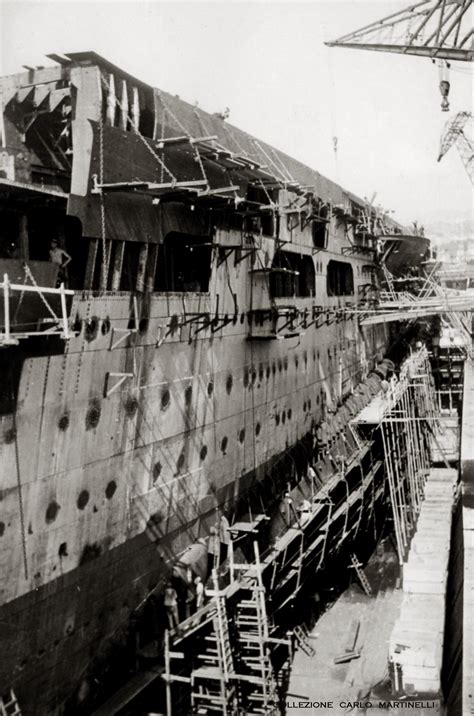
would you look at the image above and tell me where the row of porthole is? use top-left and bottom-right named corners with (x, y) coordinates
top-left (57, 395), bottom-right (140, 432)
top-left (44, 481), bottom-right (117, 524)
top-left (275, 408), bottom-right (293, 426)
top-left (161, 352), bottom-right (331, 409)
top-left (151, 421), bottom-right (267, 482)
top-left (74, 315), bottom-right (150, 342)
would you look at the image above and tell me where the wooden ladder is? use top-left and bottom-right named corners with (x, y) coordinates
top-left (293, 625), bottom-right (316, 657)
top-left (190, 573), bottom-right (238, 715)
top-left (232, 542), bottom-right (280, 714)
top-left (350, 553), bottom-right (372, 596)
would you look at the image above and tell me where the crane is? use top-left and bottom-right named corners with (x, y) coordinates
top-left (438, 111), bottom-right (474, 182)
top-left (326, 0), bottom-right (473, 110)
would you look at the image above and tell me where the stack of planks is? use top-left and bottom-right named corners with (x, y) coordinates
top-left (388, 468), bottom-right (457, 696)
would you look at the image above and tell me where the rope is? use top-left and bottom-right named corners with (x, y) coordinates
top-left (100, 73), bottom-right (176, 183)
top-left (12, 267), bottom-right (29, 323)
top-left (155, 89), bottom-right (209, 187)
top-left (22, 264), bottom-right (59, 320)
top-left (97, 83), bottom-right (108, 292)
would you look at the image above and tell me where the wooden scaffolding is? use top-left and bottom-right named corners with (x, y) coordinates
top-left (163, 541), bottom-right (290, 716)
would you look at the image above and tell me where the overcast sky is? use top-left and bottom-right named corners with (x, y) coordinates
top-left (1, 0), bottom-right (472, 228)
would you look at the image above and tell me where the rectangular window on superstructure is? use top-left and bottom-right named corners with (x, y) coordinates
top-left (154, 232), bottom-right (211, 292)
top-left (245, 185), bottom-right (277, 237)
top-left (327, 260), bottom-right (354, 296)
top-left (270, 250), bottom-right (315, 298)
top-left (310, 201), bottom-right (329, 249)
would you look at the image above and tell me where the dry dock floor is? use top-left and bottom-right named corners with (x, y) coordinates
top-left (286, 539), bottom-right (441, 716)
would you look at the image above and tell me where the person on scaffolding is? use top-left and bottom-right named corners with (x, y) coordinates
top-left (184, 567), bottom-right (195, 618)
top-left (49, 239), bottom-right (71, 286)
top-left (164, 582), bottom-right (179, 630)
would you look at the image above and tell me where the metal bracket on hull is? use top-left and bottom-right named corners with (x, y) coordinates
top-left (109, 296), bottom-right (139, 350)
top-left (104, 371), bottom-right (134, 398)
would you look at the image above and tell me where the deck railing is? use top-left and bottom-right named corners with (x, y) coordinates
top-left (1, 272), bottom-right (74, 346)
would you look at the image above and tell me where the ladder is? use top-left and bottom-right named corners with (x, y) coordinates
top-left (232, 543), bottom-right (280, 714)
top-left (350, 553), bottom-right (372, 596)
top-left (191, 573), bottom-right (238, 715)
top-left (0, 691), bottom-right (21, 716)
top-left (293, 625), bottom-right (316, 657)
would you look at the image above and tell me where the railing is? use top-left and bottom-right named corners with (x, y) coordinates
top-left (1, 273), bottom-right (74, 346)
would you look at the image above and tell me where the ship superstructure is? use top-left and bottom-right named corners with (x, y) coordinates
top-left (0, 53), bottom-right (432, 714)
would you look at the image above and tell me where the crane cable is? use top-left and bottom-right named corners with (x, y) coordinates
top-left (326, 43), bottom-right (340, 182)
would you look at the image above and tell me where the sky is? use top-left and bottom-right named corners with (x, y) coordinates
top-left (0, 0), bottom-right (473, 229)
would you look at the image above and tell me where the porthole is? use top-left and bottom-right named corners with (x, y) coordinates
top-left (77, 491), bottom-right (89, 510)
top-left (226, 375), bottom-right (233, 394)
top-left (221, 436), bottom-right (228, 453)
top-left (84, 317), bottom-right (99, 342)
top-left (58, 413), bottom-right (70, 431)
top-left (85, 400), bottom-right (101, 430)
top-left (45, 501), bottom-right (60, 524)
top-left (239, 428), bottom-right (245, 443)
top-left (288, 409), bottom-right (292, 420)
top-left (161, 388), bottom-right (171, 410)
top-left (200, 445), bottom-right (208, 461)
top-left (105, 481), bottom-right (117, 499)
top-left (101, 317), bottom-right (111, 335)
top-left (207, 381), bottom-right (214, 397)
top-left (255, 422), bottom-right (261, 436)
